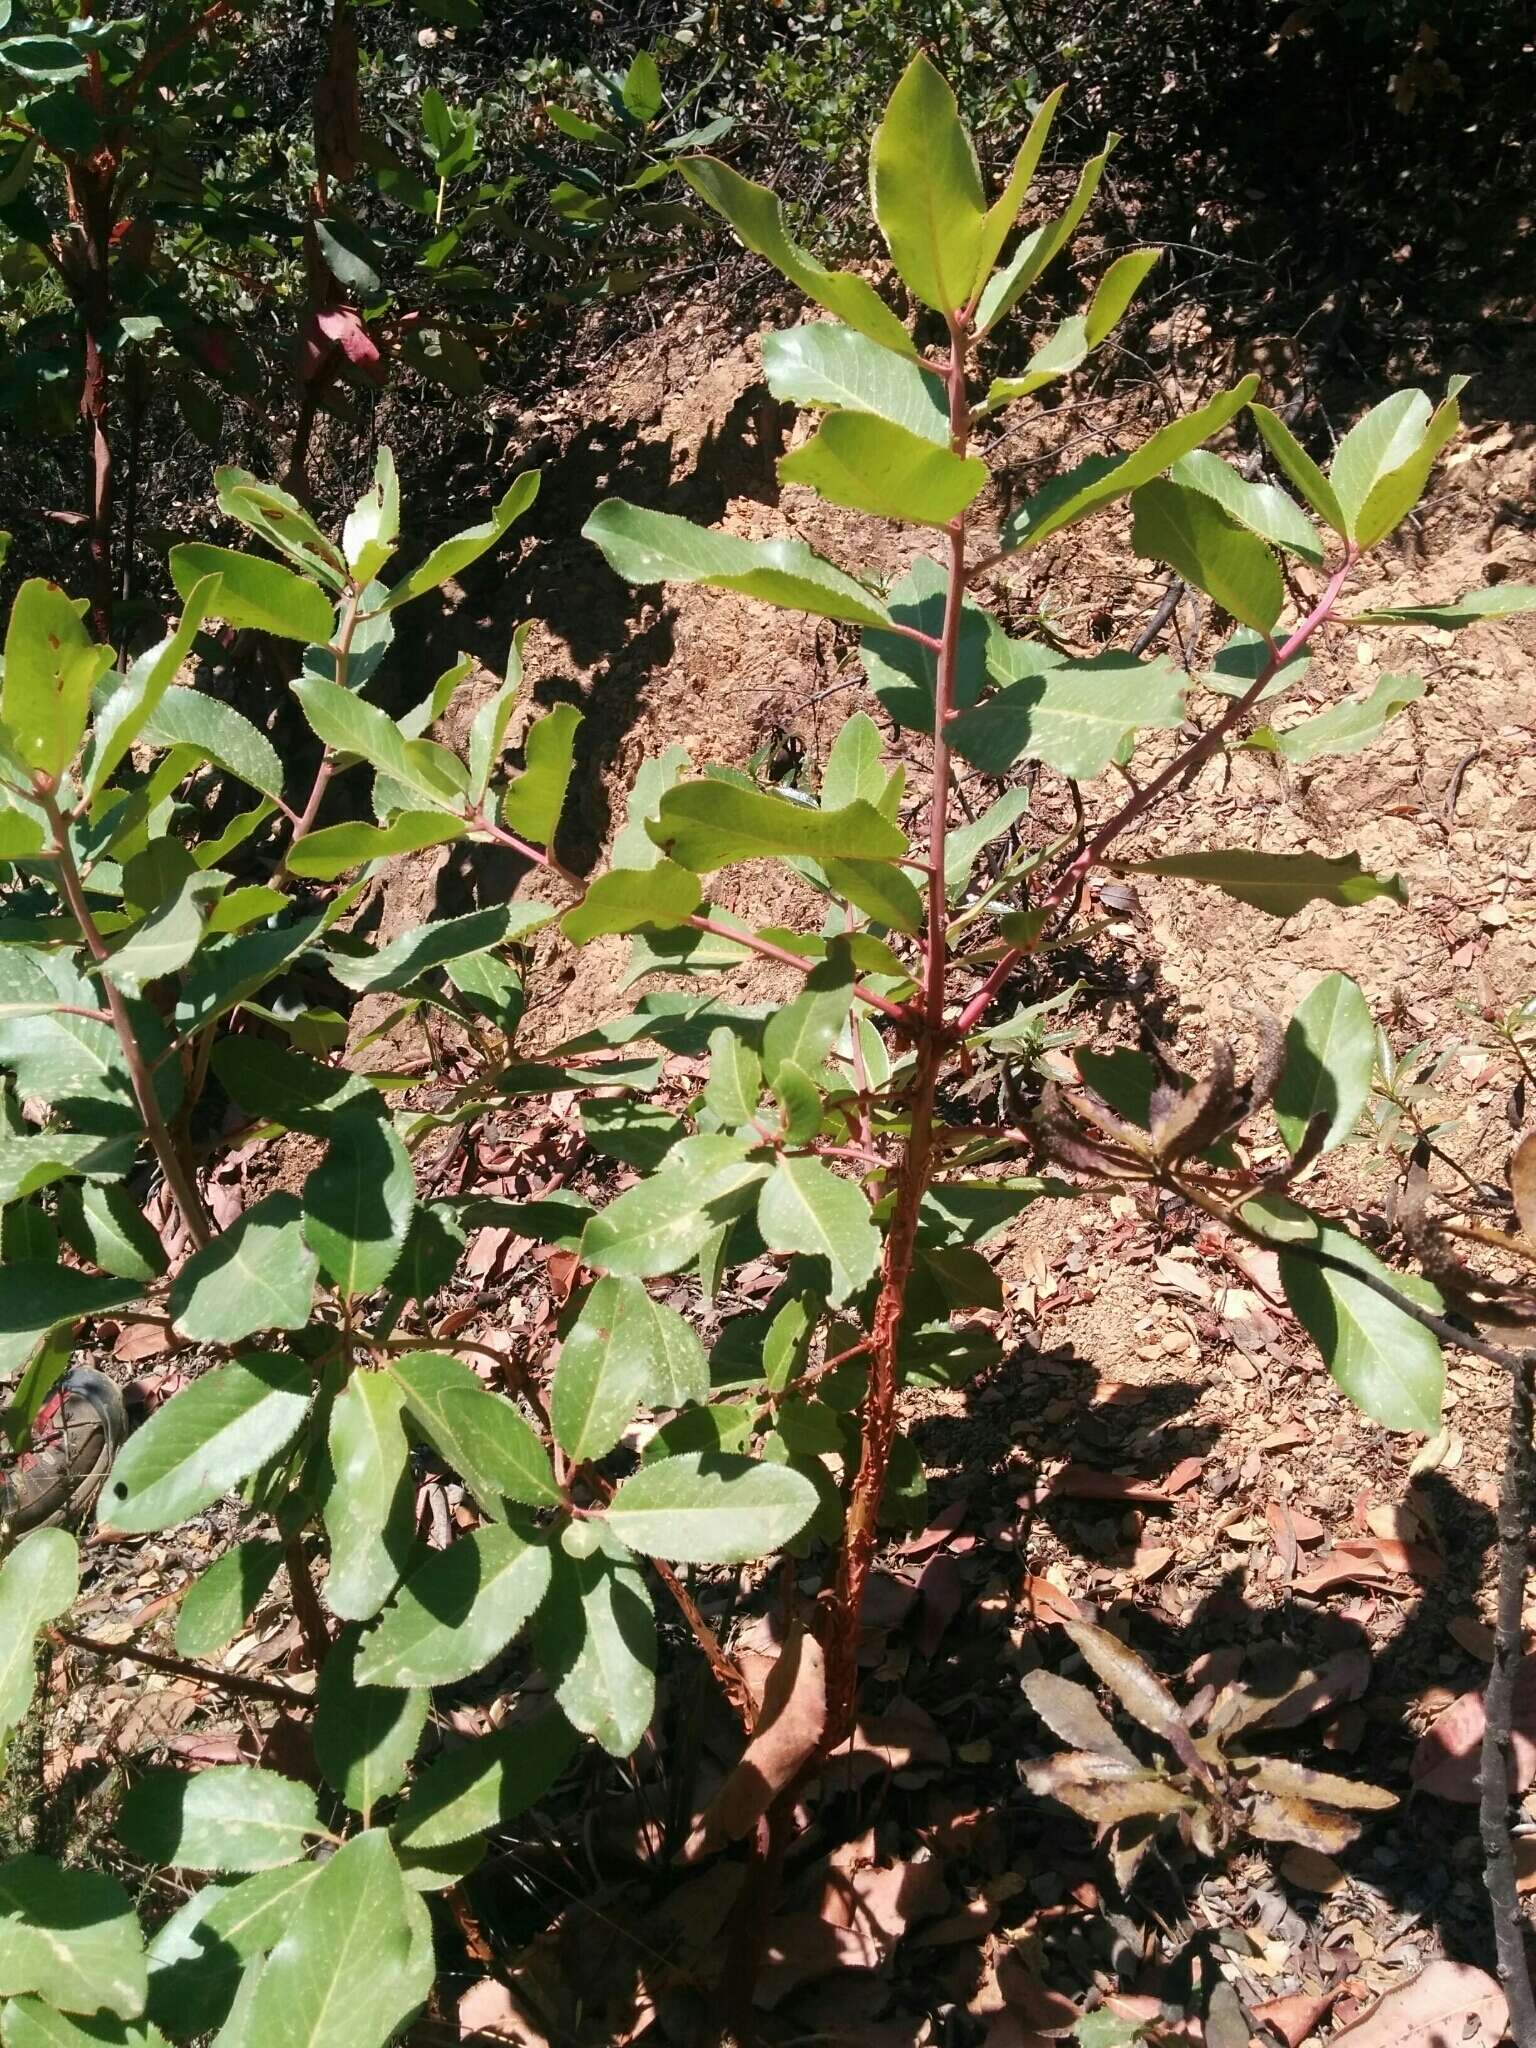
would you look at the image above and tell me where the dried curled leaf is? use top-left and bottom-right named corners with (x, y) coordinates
top-left (1240, 1754), bottom-right (1398, 1811)
top-left (1021, 1670), bottom-right (1138, 1764)
top-left (1150, 1043), bottom-right (1237, 1163)
top-left (1245, 1791), bottom-right (1363, 1853)
top-left (1065, 1622), bottom-right (1212, 1783)
top-left (1022, 1753), bottom-right (1195, 1829)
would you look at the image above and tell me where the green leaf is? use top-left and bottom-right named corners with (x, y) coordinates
top-left (0, 1998), bottom-right (166, 2046)
top-left (2, 579), bottom-right (112, 778)
top-left (0, 1132), bottom-right (132, 1208)
top-left (303, 1117), bottom-right (415, 1299)
top-left (869, 52), bottom-right (984, 314)
top-left (762, 949), bottom-right (855, 1085)
top-left (1262, 1209), bottom-right (1444, 1433)
top-left (54, 1182), bottom-right (165, 1284)
top-left (118, 1766), bottom-right (318, 1873)
top-left (621, 48), bottom-right (663, 121)
top-left (313, 213), bottom-right (384, 292)
top-left (175, 916), bottom-right (327, 1035)
top-left (779, 413), bottom-right (984, 526)
top-left (968, 83), bottom-right (1064, 298)
top-left (1328, 386), bottom-right (1448, 543)
top-left (101, 1353), bottom-right (311, 1534)
top-left (379, 472), bottom-right (539, 612)
top-left (169, 547), bottom-right (333, 643)
top-left (534, 1541), bottom-right (655, 1758)
top-left (583, 501), bottom-right (892, 629)
top-left (86, 583), bottom-right (216, 800)
top-left (581, 1135), bottom-right (768, 1279)
top-left (393, 1708), bottom-right (577, 1850)
top-left (772, 1060), bottom-right (823, 1144)
top-left (1168, 449), bottom-right (1324, 563)
top-left (975, 141), bottom-right (1115, 335)
top-left (579, 1098), bottom-right (683, 1172)
top-left (551, 1275), bottom-right (706, 1459)
top-left (1002, 379), bottom-right (1258, 553)
top-left (1273, 972), bottom-right (1375, 1157)
top-left (1123, 849), bottom-right (1406, 918)
top-left (948, 655), bottom-right (1186, 779)
top-left (342, 447), bottom-right (400, 586)
top-left (648, 781), bottom-right (904, 871)
top-left (0, 37), bottom-right (89, 81)
top-left (859, 554), bottom-right (994, 732)
top-left (174, 1540), bottom-right (284, 1660)
top-left (1085, 247), bottom-right (1162, 347)
top-left (944, 788), bottom-right (1031, 900)
top-left (166, 1195), bottom-right (319, 1343)
top-left (976, 248), bottom-right (1157, 408)
top-left (289, 674), bottom-right (464, 812)
top-left (1252, 672), bottom-right (1424, 764)
top-left (209, 1041), bottom-right (375, 1136)
top-left (143, 688), bottom-right (288, 801)
top-left (327, 904), bottom-right (552, 995)
top-left (679, 158), bottom-right (915, 358)
top-left (0, 1530), bottom-right (75, 1762)
top-left (144, 1864), bottom-right (316, 2041)
top-left (0, 1266), bottom-right (139, 1385)
top-left (1130, 478), bottom-right (1283, 632)
top-left (824, 851), bottom-right (923, 932)
top-left (551, 1277), bottom-right (648, 1460)
top-left (757, 1154), bottom-right (878, 1306)
top-left (611, 745), bottom-right (691, 868)
top-left (498, 701), bottom-right (581, 845)
top-left (286, 813), bottom-right (465, 881)
top-left (104, 870), bottom-right (224, 997)
top-left (761, 324), bottom-right (947, 444)
top-left (561, 859), bottom-right (700, 945)
top-left (704, 1026), bottom-right (763, 1128)
top-left (387, 1351), bottom-right (559, 1510)
top-left (0, 1857), bottom-right (145, 2020)
top-left (1249, 404), bottom-right (1346, 533)
top-left (604, 1451), bottom-right (818, 1563)
top-left (214, 472), bottom-right (347, 587)
top-left (820, 712), bottom-right (886, 810)
top-left (324, 1372), bottom-right (415, 1622)
top-left (355, 1524), bottom-right (551, 1689)
top-left (1349, 584), bottom-right (1536, 628)
top-left (243, 1830), bottom-right (431, 2048)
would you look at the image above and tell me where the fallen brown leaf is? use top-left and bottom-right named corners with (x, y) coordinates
top-left (1279, 1844), bottom-right (1344, 1892)
top-left (683, 1626), bottom-right (825, 1857)
top-left (1018, 1574), bottom-right (1090, 1628)
top-left (1327, 1959), bottom-right (1506, 2046)
top-left (754, 1915), bottom-right (880, 2008)
top-left (1510, 1129), bottom-right (1536, 1240)
top-left (1252, 1988), bottom-right (1338, 2047)
top-left (1037, 1455), bottom-right (1202, 1504)
top-left (1411, 1654), bottom-right (1536, 1803)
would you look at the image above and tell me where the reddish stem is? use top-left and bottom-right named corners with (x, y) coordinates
top-left (821, 312), bottom-right (974, 1737)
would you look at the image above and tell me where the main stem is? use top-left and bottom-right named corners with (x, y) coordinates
top-left (823, 313), bottom-right (972, 1737)
top-left (41, 793), bottom-right (213, 1252)
top-left (1481, 1357), bottom-right (1536, 2044)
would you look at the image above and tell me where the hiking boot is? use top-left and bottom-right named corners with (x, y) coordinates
top-left (0, 1368), bottom-right (128, 1546)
